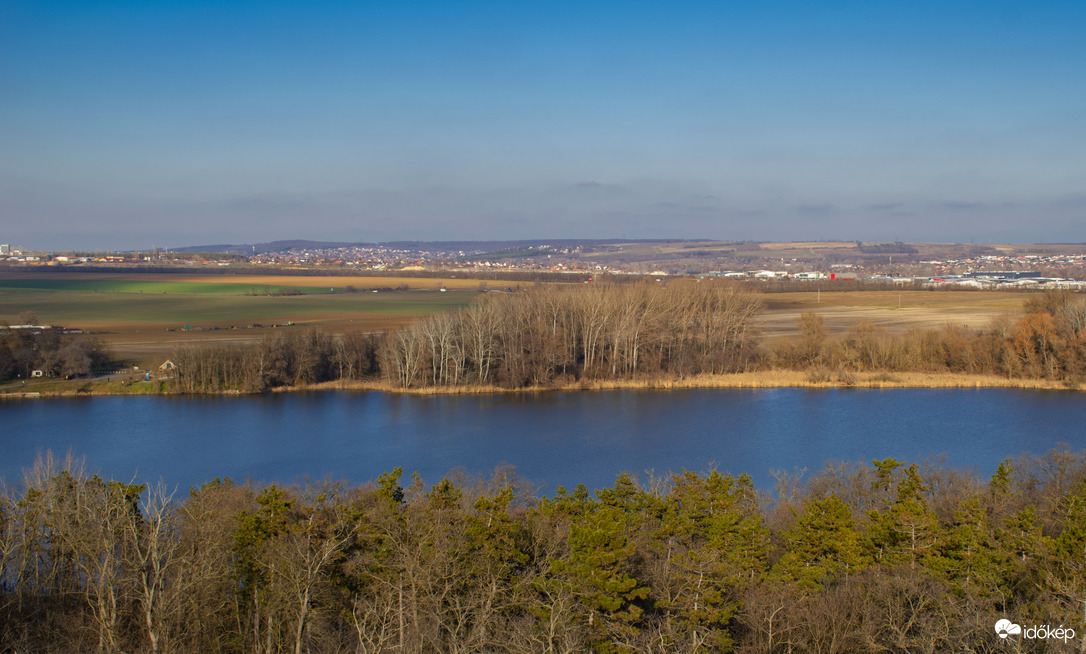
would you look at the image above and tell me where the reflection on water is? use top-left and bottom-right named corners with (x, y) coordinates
top-left (2, 388), bottom-right (1084, 492)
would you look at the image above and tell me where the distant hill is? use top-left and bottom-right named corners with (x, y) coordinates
top-left (167, 240), bottom-right (369, 255)
top-left (167, 239), bottom-right (686, 255)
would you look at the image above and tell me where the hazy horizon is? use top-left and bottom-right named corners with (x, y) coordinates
top-left (3, 0), bottom-right (1084, 250)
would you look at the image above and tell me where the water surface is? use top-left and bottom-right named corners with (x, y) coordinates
top-left (1, 389), bottom-right (1083, 492)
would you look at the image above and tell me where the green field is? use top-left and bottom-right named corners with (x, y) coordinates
top-left (0, 289), bottom-right (476, 328)
top-left (0, 278), bottom-right (354, 295)
top-left (0, 273), bottom-right (480, 369)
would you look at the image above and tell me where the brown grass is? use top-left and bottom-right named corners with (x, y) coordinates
top-left (212, 371), bottom-right (1086, 394)
top-left (760, 290), bottom-right (1026, 342)
top-left (13, 370), bottom-right (1075, 399)
top-left (547, 371), bottom-right (1074, 391)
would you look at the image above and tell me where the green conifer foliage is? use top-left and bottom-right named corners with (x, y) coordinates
top-left (773, 495), bottom-right (869, 591)
top-left (1050, 480), bottom-right (1086, 623)
top-left (871, 457), bottom-right (903, 493)
top-left (376, 468), bottom-right (405, 506)
top-left (867, 464), bottom-right (942, 569)
top-left (234, 485), bottom-right (296, 603)
top-left (654, 470), bottom-right (769, 651)
top-left (925, 496), bottom-right (1009, 600)
top-left (551, 504), bottom-right (649, 652)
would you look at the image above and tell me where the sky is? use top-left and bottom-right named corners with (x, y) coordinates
top-left (1, 0), bottom-right (1084, 250)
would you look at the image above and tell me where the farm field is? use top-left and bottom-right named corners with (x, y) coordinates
top-left (760, 289), bottom-right (1026, 342)
top-left (0, 272), bottom-right (484, 367)
top-left (0, 272), bottom-right (497, 294)
top-left (0, 288), bottom-right (476, 327)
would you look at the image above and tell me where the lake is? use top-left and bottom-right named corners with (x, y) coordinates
top-left (2, 388), bottom-right (1084, 493)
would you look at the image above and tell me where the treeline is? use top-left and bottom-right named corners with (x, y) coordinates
top-left (773, 290), bottom-right (1086, 383)
top-left (3, 451), bottom-right (1086, 652)
top-left (0, 326), bottom-right (111, 382)
top-left (171, 331), bottom-right (380, 393)
top-left (382, 282), bottom-right (762, 388)
top-left (170, 282), bottom-right (763, 391)
top-left (856, 241), bottom-right (918, 255)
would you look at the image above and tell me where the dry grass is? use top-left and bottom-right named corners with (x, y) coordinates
top-left (11, 369), bottom-right (1078, 398)
top-left (554, 371), bottom-right (1074, 391)
top-left (760, 290), bottom-right (1026, 342)
top-left (269, 371), bottom-right (1079, 395)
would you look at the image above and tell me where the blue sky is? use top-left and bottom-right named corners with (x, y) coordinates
top-left (2, 0), bottom-right (1084, 250)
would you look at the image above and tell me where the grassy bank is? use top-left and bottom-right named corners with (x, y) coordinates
top-left (6, 370), bottom-right (1075, 399)
top-left (335, 370), bottom-right (1078, 393)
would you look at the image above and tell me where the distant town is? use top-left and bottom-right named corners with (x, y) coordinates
top-left (3, 239), bottom-right (1086, 289)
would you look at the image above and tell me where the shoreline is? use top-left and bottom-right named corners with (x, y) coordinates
top-left (2, 370), bottom-right (1079, 398)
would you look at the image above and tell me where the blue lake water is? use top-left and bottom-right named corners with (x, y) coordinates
top-left (1, 388), bottom-right (1084, 492)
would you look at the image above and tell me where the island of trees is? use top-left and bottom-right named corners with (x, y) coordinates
top-left (2, 451), bottom-right (1085, 652)
top-left (163, 282), bottom-right (1086, 393)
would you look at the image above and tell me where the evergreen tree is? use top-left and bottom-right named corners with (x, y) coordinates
top-left (654, 470), bottom-right (768, 651)
top-left (925, 496), bottom-right (1008, 601)
top-left (551, 504), bottom-right (649, 652)
top-left (772, 495), bottom-right (869, 591)
top-left (867, 464), bottom-right (941, 569)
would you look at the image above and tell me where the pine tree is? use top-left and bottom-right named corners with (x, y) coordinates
top-left (654, 470), bottom-right (768, 651)
top-left (926, 496), bottom-right (1008, 600)
top-left (551, 504), bottom-right (649, 652)
top-left (772, 495), bottom-right (869, 591)
top-left (867, 464), bottom-right (941, 570)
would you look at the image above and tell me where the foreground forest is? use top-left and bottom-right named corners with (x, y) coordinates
top-left (165, 283), bottom-right (1086, 393)
top-left (3, 451), bottom-right (1086, 652)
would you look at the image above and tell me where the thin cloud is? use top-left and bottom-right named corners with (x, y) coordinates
top-left (868, 201), bottom-right (904, 210)
top-left (939, 201), bottom-right (984, 209)
top-left (798, 203), bottom-right (834, 213)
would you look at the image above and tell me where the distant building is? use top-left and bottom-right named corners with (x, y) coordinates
top-left (0, 244), bottom-right (9, 255)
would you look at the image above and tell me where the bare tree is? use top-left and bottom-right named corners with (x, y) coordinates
top-left (125, 482), bottom-right (188, 654)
